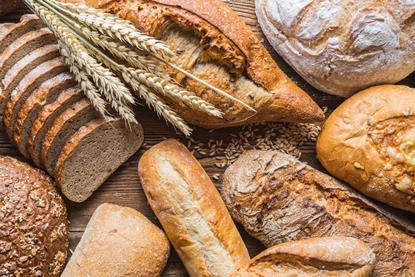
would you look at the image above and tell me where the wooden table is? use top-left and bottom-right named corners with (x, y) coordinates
top-left (1, 1), bottom-right (415, 275)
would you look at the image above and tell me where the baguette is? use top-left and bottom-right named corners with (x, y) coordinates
top-left (62, 203), bottom-right (170, 277)
top-left (138, 139), bottom-right (250, 277)
top-left (232, 237), bottom-right (375, 277)
top-left (222, 151), bottom-right (415, 276)
top-left (62, 0), bottom-right (324, 127)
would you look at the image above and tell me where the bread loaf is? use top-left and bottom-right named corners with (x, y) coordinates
top-left (63, 0), bottom-right (324, 127)
top-left (317, 85), bottom-right (415, 212)
top-left (232, 237), bottom-right (375, 277)
top-left (62, 203), bottom-right (170, 277)
top-left (138, 139), bottom-right (250, 277)
top-left (256, 0), bottom-right (415, 97)
top-left (221, 151), bottom-right (415, 276)
top-left (0, 156), bottom-right (68, 276)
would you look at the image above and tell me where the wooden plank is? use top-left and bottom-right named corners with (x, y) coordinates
top-left (1, 1), bottom-right (414, 276)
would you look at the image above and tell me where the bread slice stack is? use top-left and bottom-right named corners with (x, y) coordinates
top-left (0, 15), bottom-right (144, 203)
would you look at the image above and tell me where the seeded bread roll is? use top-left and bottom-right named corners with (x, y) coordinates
top-left (317, 85), bottom-right (415, 212)
top-left (63, 0), bottom-right (324, 127)
top-left (138, 139), bottom-right (250, 277)
top-left (62, 203), bottom-right (170, 277)
top-left (56, 118), bottom-right (144, 202)
top-left (256, 0), bottom-right (415, 97)
top-left (232, 237), bottom-right (375, 277)
top-left (222, 151), bottom-right (415, 276)
top-left (0, 156), bottom-right (68, 276)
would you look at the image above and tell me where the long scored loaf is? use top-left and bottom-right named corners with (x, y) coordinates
top-left (221, 150), bottom-right (415, 276)
top-left (65, 0), bottom-right (324, 127)
top-left (138, 139), bottom-right (250, 277)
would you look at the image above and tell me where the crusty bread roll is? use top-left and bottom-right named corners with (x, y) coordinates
top-left (256, 0), bottom-right (415, 97)
top-left (0, 156), bottom-right (68, 276)
top-left (232, 237), bottom-right (375, 277)
top-left (317, 85), bottom-right (415, 212)
top-left (61, 203), bottom-right (170, 277)
top-left (61, 0), bottom-right (324, 127)
top-left (222, 150), bottom-right (415, 276)
top-left (138, 139), bottom-right (250, 277)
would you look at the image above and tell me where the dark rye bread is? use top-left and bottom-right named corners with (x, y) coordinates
top-left (41, 100), bottom-right (99, 175)
top-left (55, 118), bottom-right (144, 202)
top-left (1, 44), bottom-right (60, 122)
top-left (14, 73), bottom-right (75, 158)
top-left (28, 87), bottom-right (83, 167)
top-left (0, 14), bottom-right (43, 54)
top-left (3, 57), bottom-right (67, 140)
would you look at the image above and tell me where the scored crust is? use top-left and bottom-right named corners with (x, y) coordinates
top-left (317, 85), bottom-right (415, 212)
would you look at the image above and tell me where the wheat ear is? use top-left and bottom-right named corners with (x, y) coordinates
top-left (28, 0), bottom-right (137, 124)
top-left (53, 0), bottom-right (174, 58)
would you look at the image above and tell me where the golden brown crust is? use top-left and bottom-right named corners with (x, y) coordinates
top-left (222, 150), bottom-right (415, 276)
top-left (317, 85), bottom-right (415, 212)
top-left (138, 139), bottom-right (250, 277)
top-left (232, 237), bottom-right (375, 277)
top-left (61, 203), bottom-right (170, 277)
top-left (66, 0), bottom-right (324, 127)
top-left (0, 156), bottom-right (68, 276)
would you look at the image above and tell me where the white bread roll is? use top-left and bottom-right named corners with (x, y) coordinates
top-left (256, 0), bottom-right (415, 97)
top-left (317, 85), bottom-right (415, 212)
top-left (61, 203), bottom-right (170, 277)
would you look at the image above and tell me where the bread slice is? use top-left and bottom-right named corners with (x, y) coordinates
top-left (2, 57), bottom-right (67, 140)
top-left (0, 14), bottom-right (43, 54)
top-left (14, 72), bottom-right (75, 158)
top-left (28, 87), bottom-right (83, 167)
top-left (55, 118), bottom-right (143, 202)
top-left (41, 100), bottom-right (99, 174)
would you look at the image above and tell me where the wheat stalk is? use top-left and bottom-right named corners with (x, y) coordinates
top-left (26, 0), bottom-right (137, 124)
top-left (53, 1), bottom-right (174, 58)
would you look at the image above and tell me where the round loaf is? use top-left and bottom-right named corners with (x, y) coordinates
top-left (0, 156), bottom-right (68, 276)
top-left (317, 85), bottom-right (415, 212)
top-left (256, 0), bottom-right (415, 97)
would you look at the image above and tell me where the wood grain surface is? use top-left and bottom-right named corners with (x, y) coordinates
top-left (1, 1), bottom-right (415, 276)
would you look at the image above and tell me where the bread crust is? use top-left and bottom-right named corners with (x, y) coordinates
top-left (232, 237), bottom-right (375, 276)
top-left (65, 0), bottom-right (324, 127)
top-left (317, 85), bottom-right (415, 212)
top-left (255, 0), bottom-right (415, 97)
top-left (0, 156), bottom-right (68, 276)
top-left (138, 139), bottom-right (250, 277)
top-left (61, 203), bottom-right (170, 277)
top-left (222, 150), bottom-right (415, 276)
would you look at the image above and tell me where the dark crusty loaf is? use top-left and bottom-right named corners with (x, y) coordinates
top-left (65, 0), bottom-right (324, 127)
top-left (0, 15), bottom-right (43, 54)
top-left (232, 237), bottom-right (375, 277)
top-left (41, 99), bottom-right (99, 174)
top-left (221, 151), bottom-right (415, 276)
top-left (56, 118), bottom-right (143, 202)
top-left (0, 0), bottom-right (23, 16)
top-left (61, 203), bottom-right (170, 277)
top-left (0, 156), bottom-right (68, 276)
top-left (3, 57), bottom-right (67, 140)
top-left (14, 72), bottom-right (75, 158)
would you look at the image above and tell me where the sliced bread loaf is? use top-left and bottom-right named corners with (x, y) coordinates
top-left (28, 87), bottom-right (83, 167)
top-left (41, 99), bottom-right (99, 175)
top-left (55, 118), bottom-right (143, 202)
top-left (0, 14), bottom-right (43, 54)
top-left (2, 57), bottom-right (67, 139)
top-left (14, 72), bottom-right (75, 158)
